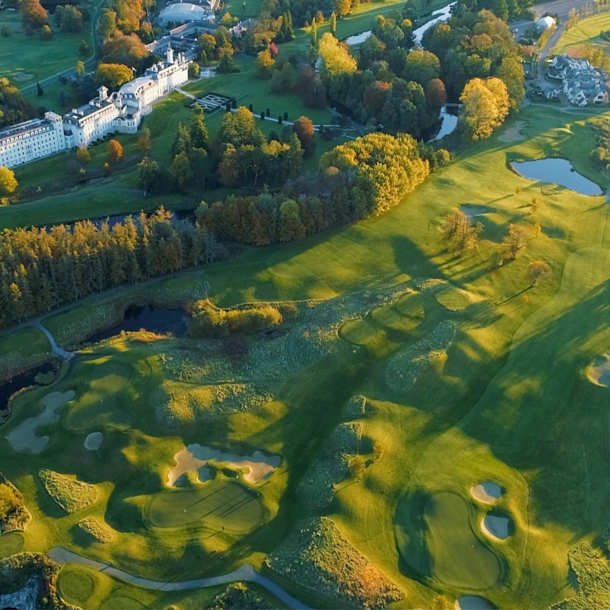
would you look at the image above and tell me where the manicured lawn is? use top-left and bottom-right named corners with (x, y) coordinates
top-left (552, 11), bottom-right (610, 55)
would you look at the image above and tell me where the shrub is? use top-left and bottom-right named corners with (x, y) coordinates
top-left (39, 470), bottom-right (98, 514)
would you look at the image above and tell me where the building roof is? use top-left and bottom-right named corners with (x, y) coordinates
top-left (159, 3), bottom-right (208, 23)
top-left (537, 16), bottom-right (555, 30)
top-left (0, 118), bottom-right (53, 143)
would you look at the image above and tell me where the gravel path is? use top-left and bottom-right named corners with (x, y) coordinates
top-left (48, 547), bottom-right (310, 609)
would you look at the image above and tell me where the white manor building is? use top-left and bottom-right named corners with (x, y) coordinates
top-left (0, 47), bottom-right (189, 169)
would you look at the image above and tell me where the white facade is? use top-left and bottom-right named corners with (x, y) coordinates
top-left (0, 47), bottom-right (189, 169)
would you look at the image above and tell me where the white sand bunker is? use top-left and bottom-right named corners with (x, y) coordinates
top-left (168, 444), bottom-right (281, 486)
top-left (498, 120), bottom-right (525, 143)
top-left (6, 390), bottom-right (75, 454)
top-left (460, 204), bottom-right (489, 218)
top-left (481, 514), bottom-right (511, 540)
top-left (456, 595), bottom-right (495, 610)
top-left (84, 432), bottom-right (103, 451)
top-left (588, 354), bottom-right (610, 387)
top-left (12, 72), bottom-right (34, 82)
top-left (471, 481), bottom-right (502, 504)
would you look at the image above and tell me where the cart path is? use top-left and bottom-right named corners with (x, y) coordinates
top-left (48, 547), bottom-right (310, 609)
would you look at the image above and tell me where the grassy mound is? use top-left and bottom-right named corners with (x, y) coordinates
top-left (339, 318), bottom-right (379, 346)
top-left (0, 532), bottom-right (24, 559)
top-left (436, 288), bottom-right (472, 311)
top-left (58, 565), bottom-right (95, 605)
top-left (147, 480), bottom-right (264, 533)
top-left (265, 517), bottom-right (403, 609)
top-left (206, 582), bottom-right (274, 610)
top-left (76, 518), bottom-right (114, 543)
top-left (39, 470), bottom-right (98, 514)
top-left (0, 474), bottom-right (30, 534)
top-left (409, 492), bottom-right (501, 589)
top-left (299, 422), bottom-right (363, 508)
top-left (551, 544), bottom-right (610, 609)
top-left (385, 321), bottom-right (456, 394)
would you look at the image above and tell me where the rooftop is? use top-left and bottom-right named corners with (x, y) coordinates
top-left (0, 118), bottom-right (53, 142)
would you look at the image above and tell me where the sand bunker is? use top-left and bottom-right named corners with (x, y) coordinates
top-left (481, 514), bottom-right (511, 540)
top-left (455, 596), bottom-right (495, 610)
top-left (471, 481), bottom-right (502, 504)
top-left (168, 444), bottom-right (280, 486)
top-left (498, 120), bottom-right (525, 143)
top-left (588, 354), bottom-right (610, 387)
top-left (84, 432), bottom-right (103, 451)
top-left (12, 72), bottom-right (34, 82)
top-left (6, 390), bottom-right (75, 454)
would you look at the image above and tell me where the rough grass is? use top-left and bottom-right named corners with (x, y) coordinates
top-left (76, 518), bottom-right (114, 544)
top-left (38, 470), bottom-right (98, 514)
top-left (0, 474), bottom-right (31, 534)
top-left (0, 328), bottom-right (52, 382)
top-left (552, 12), bottom-right (610, 56)
top-left (265, 517), bottom-right (403, 609)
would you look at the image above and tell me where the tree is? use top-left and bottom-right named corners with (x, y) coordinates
top-left (76, 60), bottom-right (86, 78)
top-left (459, 77), bottom-right (510, 141)
top-left (100, 33), bottom-right (148, 68)
top-left (190, 105), bottom-right (209, 150)
top-left (106, 139), bottom-right (124, 164)
top-left (78, 39), bottom-right (90, 55)
top-left (270, 62), bottom-right (297, 93)
top-left (20, 0), bottom-right (48, 32)
top-left (440, 208), bottom-right (483, 256)
top-left (293, 116), bottom-right (316, 158)
top-left (76, 146), bottom-right (91, 163)
top-left (98, 8), bottom-right (117, 41)
top-left (0, 167), bottom-right (18, 195)
top-left (527, 260), bottom-right (550, 286)
top-left (219, 106), bottom-right (265, 148)
top-left (311, 20), bottom-right (317, 46)
top-left (217, 47), bottom-right (239, 74)
top-left (503, 223), bottom-right (527, 260)
top-left (137, 127), bottom-right (152, 154)
top-left (335, 0), bottom-right (352, 16)
top-left (425, 78), bottom-right (447, 107)
top-left (430, 596), bottom-right (451, 610)
top-left (40, 24), bottom-right (52, 40)
top-left (400, 49), bottom-right (440, 86)
top-left (36, 82), bottom-right (44, 96)
top-left (170, 151), bottom-right (193, 188)
top-left (0, 483), bottom-right (19, 523)
top-left (188, 62), bottom-right (200, 78)
top-left (373, 442), bottom-right (384, 461)
top-left (56, 5), bottom-right (83, 33)
top-left (95, 63), bottom-right (134, 89)
top-left (318, 32), bottom-right (357, 78)
top-left (255, 49), bottom-right (275, 79)
top-left (330, 11), bottom-right (336, 34)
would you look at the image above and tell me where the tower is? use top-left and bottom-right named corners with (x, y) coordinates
top-left (166, 46), bottom-right (174, 64)
top-left (98, 85), bottom-right (108, 101)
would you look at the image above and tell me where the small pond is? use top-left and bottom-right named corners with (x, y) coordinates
top-left (511, 159), bottom-right (603, 196)
top-left (429, 106), bottom-right (459, 141)
top-left (345, 31), bottom-right (372, 45)
top-left (84, 305), bottom-right (188, 345)
top-left (0, 363), bottom-right (56, 414)
top-left (456, 596), bottom-right (496, 610)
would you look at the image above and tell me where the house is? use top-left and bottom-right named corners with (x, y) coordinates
top-left (0, 48), bottom-right (189, 169)
top-left (536, 15), bottom-right (556, 31)
top-left (549, 55), bottom-right (609, 106)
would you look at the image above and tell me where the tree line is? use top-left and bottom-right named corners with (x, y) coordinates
top-left (0, 209), bottom-right (208, 330)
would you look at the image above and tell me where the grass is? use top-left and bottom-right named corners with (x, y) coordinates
top-left (552, 11), bottom-right (610, 56)
top-left (3, 99), bottom-right (610, 608)
top-left (0, 327), bottom-right (52, 381)
top-left (39, 469), bottom-right (99, 514)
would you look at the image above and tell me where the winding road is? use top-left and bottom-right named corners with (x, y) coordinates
top-left (48, 548), bottom-right (310, 609)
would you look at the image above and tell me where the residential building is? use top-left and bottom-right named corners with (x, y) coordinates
top-left (549, 55), bottom-right (609, 106)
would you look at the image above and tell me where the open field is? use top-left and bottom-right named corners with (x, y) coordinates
top-left (552, 11), bottom-right (610, 56)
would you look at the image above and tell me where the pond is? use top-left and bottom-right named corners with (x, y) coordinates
top-left (344, 0), bottom-right (455, 46)
top-left (0, 363), bottom-right (56, 414)
top-left (511, 159), bottom-right (603, 196)
top-left (84, 305), bottom-right (188, 345)
top-left (429, 106), bottom-right (459, 141)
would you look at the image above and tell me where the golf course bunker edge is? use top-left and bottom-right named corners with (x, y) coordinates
top-left (471, 482), bottom-right (503, 504)
top-left (455, 595), bottom-right (497, 610)
top-left (168, 443), bottom-right (281, 486)
top-left (481, 513), bottom-right (512, 541)
top-left (84, 432), bottom-right (103, 451)
top-left (588, 354), bottom-right (610, 387)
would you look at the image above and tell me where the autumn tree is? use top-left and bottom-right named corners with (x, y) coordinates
top-left (136, 127), bottom-right (152, 154)
top-left (100, 33), bottom-right (148, 68)
top-left (217, 47), bottom-right (239, 74)
top-left (293, 116), bottom-right (316, 158)
top-left (527, 260), bottom-right (551, 286)
top-left (430, 596), bottom-right (451, 610)
top-left (76, 60), bottom-right (86, 78)
top-left (503, 223), bottom-right (527, 260)
top-left (425, 78), bottom-right (447, 107)
top-left (330, 11), bottom-right (336, 34)
top-left (55, 5), bottom-right (83, 33)
top-left (335, 0), bottom-right (352, 16)
top-left (95, 63), bottom-right (134, 89)
top-left (0, 483), bottom-right (19, 523)
top-left (106, 139), bottom-right (124, 164)
top-left (350, 455), bottom-right (366, 481)
top-left (19, 0), bottom-right (47, 32)
top-left (0, 167), bottom-right (17, 195)
top-left (255, 49), bottom-right (275, 79)
top-left (98, 8), bottom-right (117, 40)
top-left (440, 208), bottom-right (483, 257)
top-left (459, 77), bottom-right (510, 141)
top-left (318, 32), bottom-right (357, 78)
top-left (170, 151), bottom-right (193, 188)
top-left (76, 146), bottom-right (91, 163)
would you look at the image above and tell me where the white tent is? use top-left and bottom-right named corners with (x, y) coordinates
top-left (536, 16), bottom-right (556, 31)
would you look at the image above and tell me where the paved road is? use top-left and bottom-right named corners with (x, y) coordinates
top-left (48, 548), bottom-right (310, 609)
top-left (31, 320), bottom-right (74, 361)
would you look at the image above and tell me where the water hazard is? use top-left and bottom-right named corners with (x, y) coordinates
top-left (0, 363), bottom-right (56, 413)
top-left (511, 159), bottom-right (603, 196)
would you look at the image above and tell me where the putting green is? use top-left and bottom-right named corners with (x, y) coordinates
top-left (339, 318), bottom-right (379, 346)
top-left (66, 361), bottom-right (132, 430)
top-left (101, 596), bottom-right (147, 610)
top-left (395, 293), bottom-right (425, 318)
top-left (436, 289), bottom-right (471, 311)
top-left (0, 531), bottom-right (24, 558)
top-left (58, 565), bottom-right (95, 604)
top-left (148, 480), bottom-right (264, 533)
top-left (423, 493), bottom-right (501, 589)
top-left (371, 305), bottom-right (404, 329)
